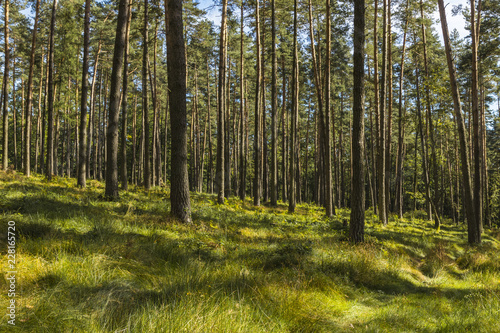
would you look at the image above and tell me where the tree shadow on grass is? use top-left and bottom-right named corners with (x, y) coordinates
top-left (16, 217), bottom-right (228, 267)
top-left (20, 270), bottom-right (260, 332)
top-left (2, 195), bottom-right (106, 221)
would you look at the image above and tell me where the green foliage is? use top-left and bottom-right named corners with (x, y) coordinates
top-left (1, 172), bottom-right (500, 332)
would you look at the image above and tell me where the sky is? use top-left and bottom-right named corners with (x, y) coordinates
top-left (433, 0), bottom-right (468, 41)
top-left (199, 0), bottom-right (470, 42)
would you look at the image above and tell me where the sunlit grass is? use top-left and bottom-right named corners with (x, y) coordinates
top-left (0, 170), bottom-right (499, 332)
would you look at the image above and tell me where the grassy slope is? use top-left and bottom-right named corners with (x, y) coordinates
top-left (0, 172), bottom-right (499, 332)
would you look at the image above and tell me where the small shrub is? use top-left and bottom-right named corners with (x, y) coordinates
top-left (263, 241), bottom-right (313, 270)
top-left (421, 242), bottom-right (453, 278)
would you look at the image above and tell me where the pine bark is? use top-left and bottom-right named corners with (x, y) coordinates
top-left (324, 0), bottom-right (334, 216)
top-left (105, 0), bottom-right (128, 199)
top-left (420, 0), bottom-right (439, 225)
top-left (120, 0), bottom-right (132, 190)
top-left (217, 0), bottom-right (228, 204)
top-left (438, 0), bottom-right (479, 243)
top-left (46, 0), bottom-right (58, 179)
top-left (166, 0), bottom-right (192, 223)
top-left (394, 0), bottom-right (409, 218)
top-left (24, 0), bottom-right (40, 176)
top-left (377, 0), bottom-right (388, 225)
top-left (270, 0), bottom-right (278, 206)
top-left (471, 0), bottom-right (483, 234)
top-left (253, 0), bottom-right (262, 206)
top-left (239, 3), bottom-right (246, 200)
top-left (2, 0), bottom-right (9, 170)
top-left (350, 0), bottom-right (366, 243)
top-left (87, 38), bottom-right (102, 179)
top-left (78, 0), bottom-right (90, 187)
top-left (288, 0), bottom-right (298, 213)
top-left (143, 0), bottom-right (151, 190)
top-left (281, 56), bottom-right (287, 202)
top-left (415, 64), bottom-right (433, 222)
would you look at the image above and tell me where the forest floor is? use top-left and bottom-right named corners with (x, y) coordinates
top-left (0, 171), bottom-right (499, 332)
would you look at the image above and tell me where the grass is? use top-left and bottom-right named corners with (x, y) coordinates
top-left (0, 171), bottom-right (499, 332)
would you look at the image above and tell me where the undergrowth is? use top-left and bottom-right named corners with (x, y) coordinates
top-left (0, 171), bottom-right (499, 332)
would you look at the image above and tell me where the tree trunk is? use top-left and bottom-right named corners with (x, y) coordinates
top-left (207, 59), bottom-right (213, 194)
top-left (2, 0), bottom-right (10, 170)
top-left (65, 77), bottom-right (71, 177)
top-left (350, 0), bottom-right (366, 243)
top-left (104, 0), bottom-right (128, 198)
top-left (41, 47), bottom-right (49, 174)
top-left (480, 84), bottom-right (490, 228)
top-left (261, 61), bottom-right (267, 202)
top-left (281, 56), bottom-right (287, 202)
top-left (96, 72), bottom-right (103, 180)
top-left (377, 0), bottom-right (388, 225)
top-left (87, 38), bottom-right (102, 179)
top-left (78, 0), bottom-right (90, 187)
top-left (143, 0), bottom-right (151, 190)
top-left (415, 64), bottom-right (434, 222)
top-left (132, 94), bottom-right (137, 184)
top-left (445, 139), bottom-right (456, 224)
top-left (200, 110), bottom-right (208, 192)
top-left (269, 0), bottom-right (277, 205)
top-left (13, 56), bottom-right (17, 170)
top-left (120, 0), bottom-right (132, 190)
top-left (385, 0), bottom-right (393, 214)
top-left (438, 0), bottom-right (479, 243)
top-left (217, 0), bottom-right (227, 204)
top-left (394, 0), bottom-right (409, 219)
top-left (149, 23), bottom-right (159, 187)
top-left (225, 62), bottom-right (231, 198)
top-left (74, 77), bottom-right (79, 177)
top-left (24, 0), bottom-right (40, 176)
top-left (35, 47), bottom-right (44, 173)
top-left (166, 0), bottom-right (192, 223)
top-left (324, 0), bottom-right (334, 216)
top-left (308, 0), bottom-right (325, 208)
top-left (54, 82), bottom-right (61, 176)
top-left (46, 0), bottom-right (58, 179)
top-left (239, 3), bottom-right (245, 201)
top-left (253, 0), bottom-right (262, 206)
top-left (420, 0), bottom-right (439, 226)
top-left (471, 0), bottom-right (483, 234)
top-left (289, 0), bottom-right (298, 213)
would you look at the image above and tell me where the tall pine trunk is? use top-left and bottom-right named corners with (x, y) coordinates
top-left (105, 0), bottom-right (128, 199)
top-left (471, 0), bottom-right (483, 235)
top-left (377, 0), bottom-right (388, 225)
top-left (420, 0), bottom-right (439, 225)
top-left (350, 0), bottom-right (366, 243)
top-left (143, 0), bottom-right (151, 190)
top-left (253, 0), bottom-right (262, 206)
top-left (288, 0), bottom-right (298, 213)
top-left (217, 0), bottom-right (228, 204)
top-left (166, 0), bottom-right (192, 223)
top-left (2, 0), bottom-right (9, 170)
top-left (120, 0), bottom-right (132, 190)
top-left (270, 0), bottom-right (278, 206)
top-left (324, 0), bottom-right (334, 216)
top-left (78, 0), bottom-right (90, 187)
top-left (239, 2), bottom-right (246, 201)
top-left (46, 0), bottom-right (58, 179)
top-left (24, 0), bottom-right (40, 176)
top-left (438, 0), bottom-right (478, 243)
top-left (394, 0), bottom-right (409, 218)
